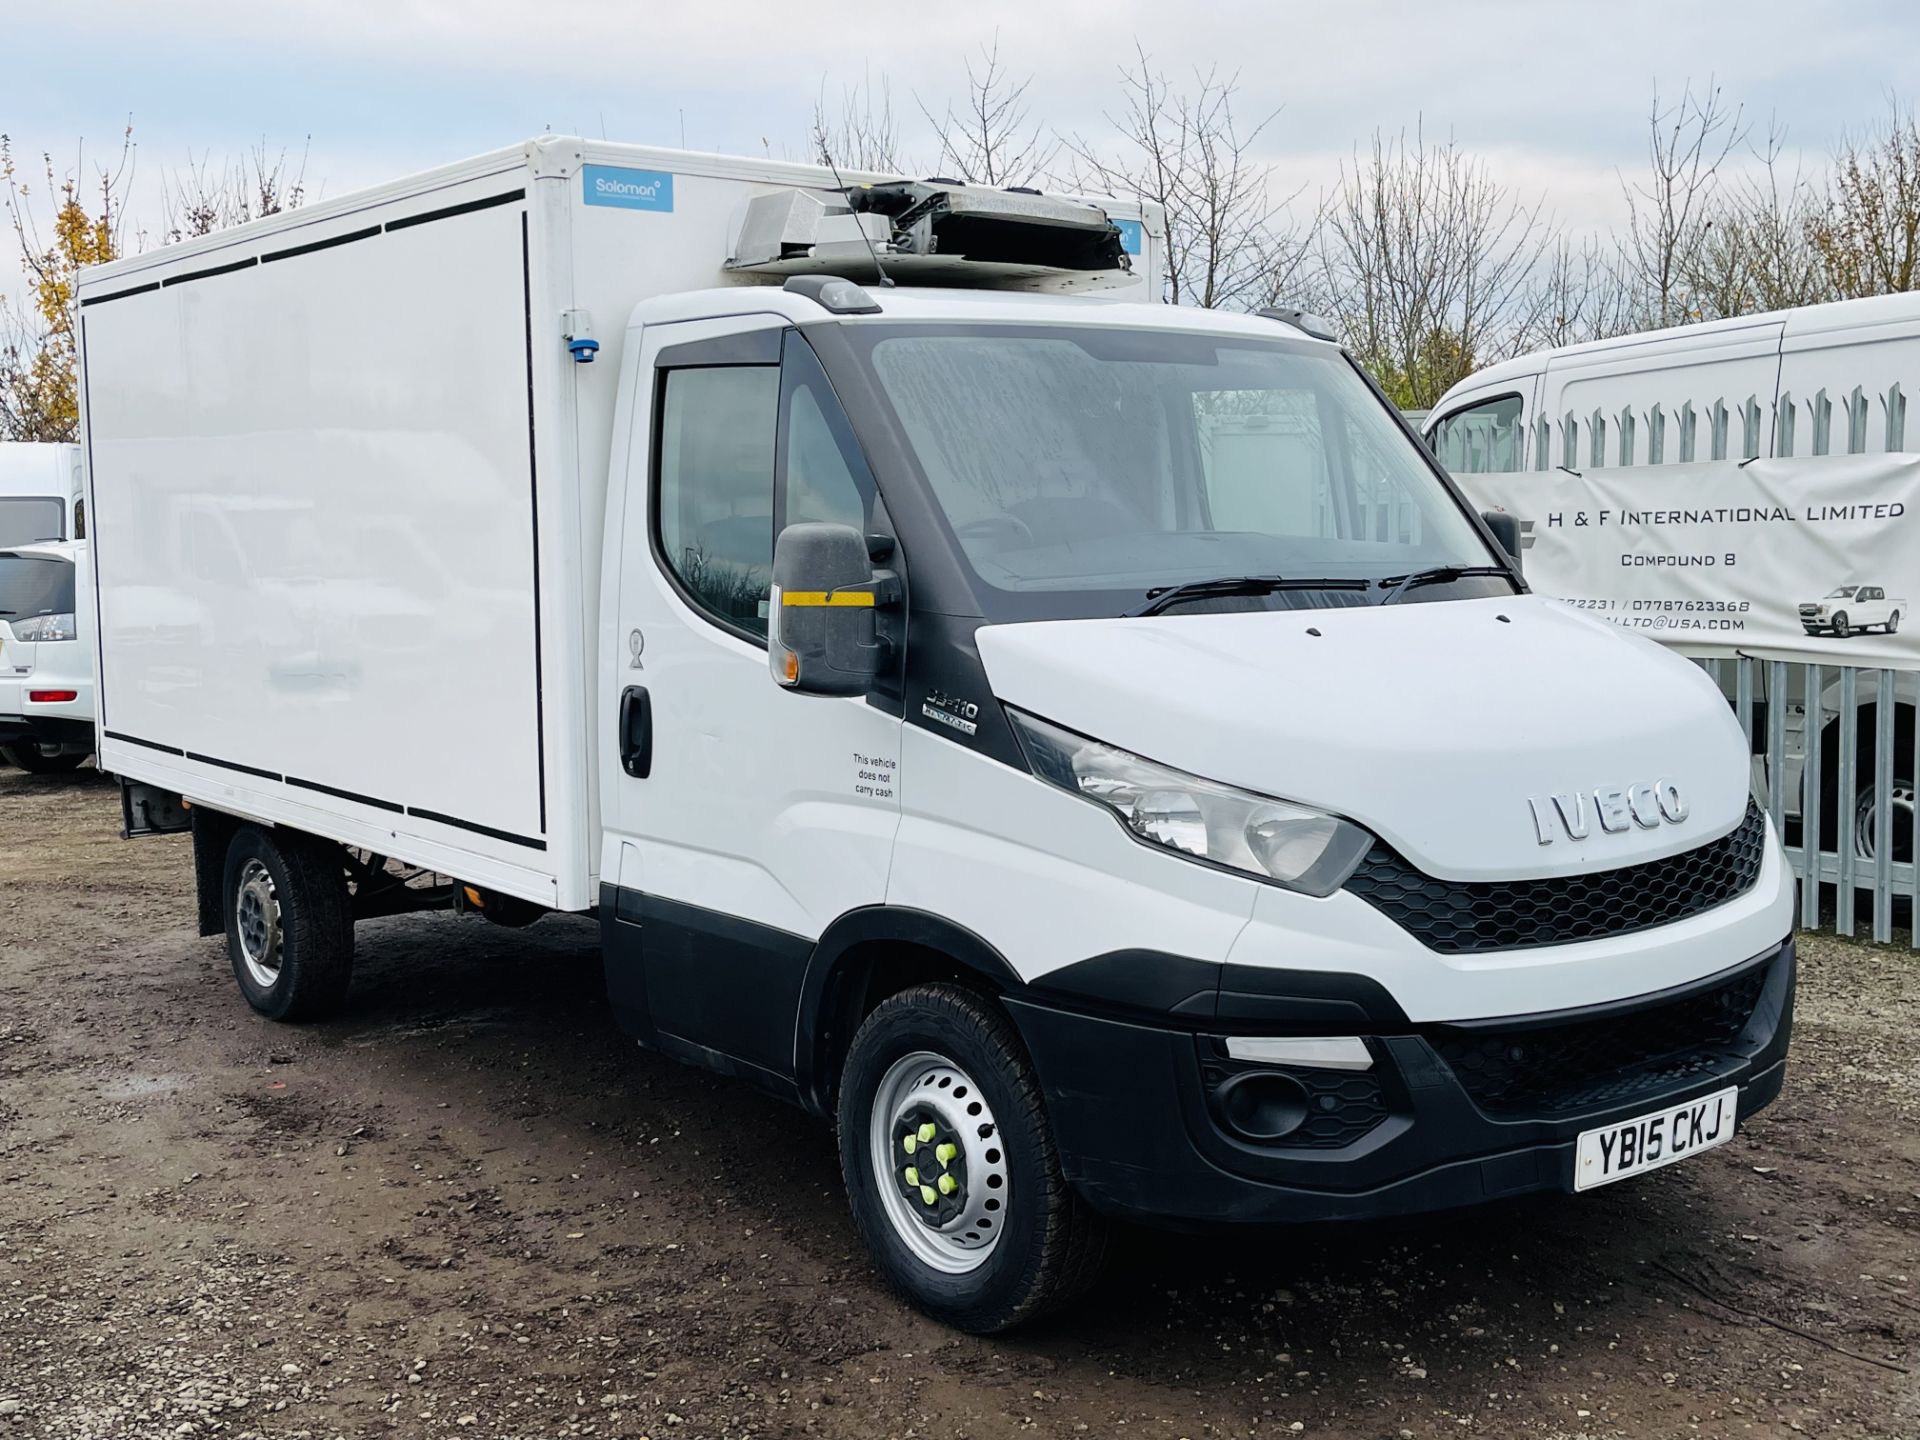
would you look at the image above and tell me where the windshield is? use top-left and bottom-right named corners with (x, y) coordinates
top-left (854, 323), bottom-right (1500, 618)
top-left (1825, 587), bottom-right (1860, 599)
top-left (0, 552), bottom-right (75, 618)
top-left (0, 496), bottom-right (65, 545)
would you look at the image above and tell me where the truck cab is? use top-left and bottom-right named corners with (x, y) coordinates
top-left (594, 279), bottom-right (1794, 1325)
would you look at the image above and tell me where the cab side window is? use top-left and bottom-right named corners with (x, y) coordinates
top-left (656, 365), bottom-right (780, 638)
top-left (1430, 393), bottom-right (1525, 473)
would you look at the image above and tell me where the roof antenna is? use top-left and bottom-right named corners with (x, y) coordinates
top-left (822, 147), bottom-right (894, 288)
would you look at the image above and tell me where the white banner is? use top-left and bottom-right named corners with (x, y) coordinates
top-left (1461, 453), bottom-right (1920, 669)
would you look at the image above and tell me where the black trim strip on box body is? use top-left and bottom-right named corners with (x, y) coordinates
top-left (520, 211), bottom-right (548, 835)
top-left (184, 751), bottom-right (281, 782)
top-left (406, 806), bottom-right (548, 851)
top-left (285, 774), bottom-right (405, 812)
top-left (162, 256), bottom-right (258, 288)
top-left (261, 225), bottom-right (383, 263)
top-left (103, 730), bottom-right (183, 756)
top-left (384, 188), bottom-right (526, 232)
top-left (81, 188), bottom-right (524, 307)
top-left (79, 281), bottom-right (159, 308)
top-left (102, 739), bottom-right (546, 850)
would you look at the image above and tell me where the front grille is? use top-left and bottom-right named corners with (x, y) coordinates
top-left (1345, 801), bottom-right (1767, 955)
top-left (1429, 958), bottom-right (1771, 1116)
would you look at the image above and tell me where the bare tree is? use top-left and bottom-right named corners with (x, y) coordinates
top-left (919, 35), bottom-right (1055, 187)
top-left (1811, 96), bottom-right (1920, 298)
top-left (1619, 80), bottom-right (1746, 327)
top-left (1524, 235), bottom-right (1634, 350)
top-left (1314, 126), bottom-right (1552, 408)
top-left (160, 139), bottom-right (309, 242)
top-left (809, 70), bottom-right (905, 173)
top-left (1063, 46), bottom-right (1308, 310)
top-left (1664, 117), bottom-right (1831, 321)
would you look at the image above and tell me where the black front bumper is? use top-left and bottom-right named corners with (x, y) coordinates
top-left (1007, 936), bottom-right (1795, 1226)
top-left (0, 715), bottom-right (92, 748)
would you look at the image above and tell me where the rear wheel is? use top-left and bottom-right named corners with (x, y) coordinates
top-left (837, 983), bottom-right (1108, 1332)
top-left (2, 743), bottom-right (88, 774)
top-left (1887, 611), bottom-right (1901, 635)
top-left (223, 826), bottom-right (355, 1021)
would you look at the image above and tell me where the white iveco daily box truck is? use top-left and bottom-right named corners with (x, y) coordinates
top-left (80, 137), bottom-right (1796, 1332)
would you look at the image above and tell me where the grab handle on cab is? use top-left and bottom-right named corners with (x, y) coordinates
top-left (619, 686), bottom-right (652, 779)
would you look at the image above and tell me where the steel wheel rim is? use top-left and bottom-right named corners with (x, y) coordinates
top-left (868, 1049), bottom-right (1009, 1275)
top-left (235, 858), bottom-right (284, 989)
top-left (1856, 781), bottom-right (1917, 864)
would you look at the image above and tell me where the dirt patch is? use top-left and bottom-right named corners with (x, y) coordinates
top-left (0, 765), bottom-right (1915, 1438)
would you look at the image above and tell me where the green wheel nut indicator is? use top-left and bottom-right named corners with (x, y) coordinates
top-left (937, 1172), bottom-right (958, 1196)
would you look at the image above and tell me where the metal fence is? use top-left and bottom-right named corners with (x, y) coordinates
top-left (1698, 656), bottom-right (1917, 943)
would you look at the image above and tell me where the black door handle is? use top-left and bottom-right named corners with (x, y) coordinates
top-left (619, 686), bottom-right (652, 778)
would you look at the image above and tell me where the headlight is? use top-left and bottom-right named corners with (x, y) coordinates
top-left (10, 612), bottom-right (76, 642)
top-left (1007, 709), bottom-right (1375, 896)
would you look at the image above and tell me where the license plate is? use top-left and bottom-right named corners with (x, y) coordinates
top-left (1574, 1085), bottom-right (1738, 1191)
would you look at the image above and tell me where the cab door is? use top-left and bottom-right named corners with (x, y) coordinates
top-left (601, 315), bottom-right (903, 1089)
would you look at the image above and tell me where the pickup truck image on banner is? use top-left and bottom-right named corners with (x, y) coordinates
top-left (1461, 453), bottom-right (1920, 668)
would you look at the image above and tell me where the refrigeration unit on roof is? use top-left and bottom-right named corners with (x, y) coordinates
top-left (725, 179), bottom-right (1133, 293)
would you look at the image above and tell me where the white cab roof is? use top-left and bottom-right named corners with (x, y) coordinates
top-left (631, 283), bottom-right (1328, 343)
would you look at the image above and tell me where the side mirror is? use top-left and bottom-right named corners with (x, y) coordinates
top-left (769, 522), bottom-right (895, 696)
top-left (1481, 510), bottom-right (1522, 574)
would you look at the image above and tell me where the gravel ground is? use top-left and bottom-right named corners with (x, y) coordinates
top-left (0, 765), bottom-right (1915, 1439)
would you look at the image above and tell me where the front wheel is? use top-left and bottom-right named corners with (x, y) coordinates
top-left (1833, 611), bottom-right (1852, 638)
top-left (837, 984), bottom-right (1108, 1332)
top-left (2, 743), bottom-right (88, 774)
top-left (223, 826), bottom-right (355, 1021)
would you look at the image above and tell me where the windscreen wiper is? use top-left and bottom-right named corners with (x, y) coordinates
top-left (1128, 575), bottom-right (1372, 618)
top-left (1375, 565), bottom-right (1515, 606)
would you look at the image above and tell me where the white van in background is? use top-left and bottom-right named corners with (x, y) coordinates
top-left (0, 443), bottom-right (86, 544)
top-left (0, 540), bottom-right (95, 773)
top-left (1424, 292), bottom-right (1920, 882)
top-left (1425, 292), bottom-right (1918, 475)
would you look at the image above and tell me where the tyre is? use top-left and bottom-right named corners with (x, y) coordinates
top-left (1887, 611), bottom-right (1901, 635)
top-left (223, 825), bottom-right (355, 1021)
top-left (2, 743), bottom-right (88, 774)
top-left (1833, 611), bottom-right (1851, 638)
top-left (837, 983), bottom-right (1109, 1332)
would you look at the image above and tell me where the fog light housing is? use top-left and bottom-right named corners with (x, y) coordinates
top-left (1215, 1071), bottom-right (1312, 1142)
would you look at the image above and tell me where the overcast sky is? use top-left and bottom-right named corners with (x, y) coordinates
top-left (8, 0), bottom-right (1919, 243)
